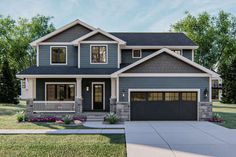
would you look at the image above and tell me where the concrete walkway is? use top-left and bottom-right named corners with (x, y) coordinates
top-left (125, 121), bottom-right (236, 157)
top-left (0, 129), bottom-right (124, 134)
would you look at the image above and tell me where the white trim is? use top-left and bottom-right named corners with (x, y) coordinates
top-left (36, 45), bottom-right (39, 66)
top-left (119, 73), bottom-right (210, 77)
top-left (132, 49), bottom-right (142, 58)
top-left (91, 82), bottom-right (105, 110)
top-left (112, 48), bottom-right (220, 78)
top-left (16, 75), bottom-right (111, 79)
top-left (123, 46), bottom-right (199, 49)
top-left (192, 49), bottom-right (194, 61)
top-left (71, 29), bottom-right (126, 45)
top-left (78, 43), bottom-right (80, 68)
top-left (34, 111), bottom-right (75, 113)
top-left (50, 46), bottom-right (68, 65)
top-left (172, 49), bottom-right (183, 56)
top-left (209, 77), bottom-right (212, 102)
top-left (117, 77), bottom-right (119, 102)
top-left (90, 45), bottom-right (108, 64)
top-left (39, 42), bottom-right (73, 45)
top-left (30, 19), bottom-right (96, 47)
top-left (117, 44), bottom-right (121, 68)
top-left (128, 88), bottom-right (201, 121)
top-left (45, 82), bottom-right (76, 101)
top-left (80, 41), bottom-right (118, 44)
top-left (34, 101), bottom-right (75, 103)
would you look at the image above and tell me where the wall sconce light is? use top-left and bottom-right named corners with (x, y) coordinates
top-left (122, 90), bottom-right (125, 97)
top-left (86, 86), bottom-right (89, 92)
top-left (204, 88), bottom-right (208, 97)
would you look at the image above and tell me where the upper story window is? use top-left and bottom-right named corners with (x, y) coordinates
top-left (173, 50), bottom-right (183, 55)
top-left (50, 46), bottom-right (67, 65)
top-left (132, 49), bottom-right (142, 58)
top-left (90, 45), bottom-right (108, 64)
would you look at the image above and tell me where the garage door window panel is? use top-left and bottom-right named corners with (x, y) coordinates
top-left (165, 92), bottom-right (179, 101)
top-left (148, 92), bottom-right (163, 101)
top-left (131, 92), bottom-right (146, 101)
top-left (182, 92), bottom-right (197, 101)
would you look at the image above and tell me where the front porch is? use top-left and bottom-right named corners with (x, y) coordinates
top-left (22, 77), bottom-right (117, 118)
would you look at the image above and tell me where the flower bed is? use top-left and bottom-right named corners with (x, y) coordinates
top-left (28, 116), bottom-right (87, 123)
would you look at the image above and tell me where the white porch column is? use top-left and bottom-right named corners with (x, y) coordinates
top-left (76, 78), bottom-right (82, 98)
top-left (23, 78), bottom-right (35, 99)
top-left (111, 78), bottom-right (117, 98)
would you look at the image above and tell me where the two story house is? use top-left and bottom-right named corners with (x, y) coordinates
top-left (17, 19), bottom-right (220, 121)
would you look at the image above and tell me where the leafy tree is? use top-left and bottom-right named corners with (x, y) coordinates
top-left (0, 15), bottom-right (55, 72)
top-left (0, 59), bottom-right (19, 104)
top-left (171, 11), bottom-right (236, 70)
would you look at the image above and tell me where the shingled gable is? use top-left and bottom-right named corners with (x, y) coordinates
top-left (30, 19), bottom-right (96, 46)
top-left (71, 28), bottom-right (126, 45)
top-left (111, 48), bottom-right (220, 77)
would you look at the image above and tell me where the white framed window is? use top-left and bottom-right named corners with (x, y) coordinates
top-left (132, 49), bottom-right (142, 58)
top-left (50, 46), bottom-right (67, 65)
top-left (173, 49), bottom-right (183, 55)
top-left (90, 45), bottom-right (108, 64)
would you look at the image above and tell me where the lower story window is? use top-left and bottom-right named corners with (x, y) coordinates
top-left (46, 84), bottom-right (75, 101)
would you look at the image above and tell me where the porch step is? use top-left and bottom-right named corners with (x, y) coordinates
top-left (84, 112), bottom-right (107, 121)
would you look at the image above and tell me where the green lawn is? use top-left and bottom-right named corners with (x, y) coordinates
top-left (213, 102), bottom-right (236, 129)
top-left (0, 134), bottom-right (126, 157)
top-left (0, 101), bottom-right (89, 129)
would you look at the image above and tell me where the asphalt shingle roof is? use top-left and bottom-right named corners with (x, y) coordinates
top-left (110, 32), bottom-right (197, 46)
top-left (18, 66), bottom-right (119, 75)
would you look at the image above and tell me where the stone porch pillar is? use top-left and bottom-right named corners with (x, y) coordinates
top-left (24, 78), bottom-right (35, 118)
top-left (76, 78), bottom-right (83, 113)
top-left (110, 78), bottom-right (117, 112)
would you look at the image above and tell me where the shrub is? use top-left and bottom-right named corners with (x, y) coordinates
top-left (104, 112), bottom-right (119, 124)
top-left (209, 113), bottom-right (224, 123)
top-left (63, 115), bottom-right (72, 124)
top-left (16, 111), bottom-right (27, 122)
top-left (28, 117), bottom-right (61, 122)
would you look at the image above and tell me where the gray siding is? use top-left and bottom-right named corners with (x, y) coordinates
top-left (39, 45), bottom-right (78, 66)
top-left (82, 78), bottom-right (111, 111)
top-left (36, 78), bottom-right (76, 101)
top-left (121, 49), bottom-right (158, 64)
top-left (85, 33), bottom-right (114, 41)
top-left (183, 49), bottom-right (193, 60)
top-left (80, 43), bottom-right (118, 68)
top-left (119, 77), bottom-right (209, 102)
top-left (126, 53), bottom-right (203, 73)
top-left (45, 24), bottom-right (92, 42)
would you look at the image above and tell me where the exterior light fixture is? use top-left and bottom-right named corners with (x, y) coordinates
top-left (204, 88), bottom-right (208, 97)
top-left (122, 90), bottom-right (125, 97)
top-left (86, 86), bottom-right (89, 92)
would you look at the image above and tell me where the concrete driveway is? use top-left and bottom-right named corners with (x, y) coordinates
top-left (125, 121), bottom-right (236, 157)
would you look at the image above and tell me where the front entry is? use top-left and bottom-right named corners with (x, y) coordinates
top-left (92, 83), bottom-right (105, 110)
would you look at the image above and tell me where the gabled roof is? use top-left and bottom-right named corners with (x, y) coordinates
top-left (30, 19), bottom-right (96, 47)
top-left (71, 28), bottom-right (126, 45)
top-left (110, 32), bottom-right (197, 47)
top-left (111, 48), bottom-right (220, 78)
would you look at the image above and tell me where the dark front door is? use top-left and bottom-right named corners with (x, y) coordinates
top-left (92, 84), bottom-right (104, 110)
top-left (130, 92), bottom-right (197, 121)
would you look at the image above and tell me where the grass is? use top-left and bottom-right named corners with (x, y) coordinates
top-left (0, 134), bottom-right (126, 157)
top-left (0, 101), bottom-right (89, 129)
top-left (213, 102), bottom-right (236, 129)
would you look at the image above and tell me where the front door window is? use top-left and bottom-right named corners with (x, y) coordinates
top-left (93, 83), bottom-right (104, 110)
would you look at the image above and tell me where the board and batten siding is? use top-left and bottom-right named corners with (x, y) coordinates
top-left (119, 77), bottom-right (210, 102)
top-left (39, 45), bottom-right (78, 66)
top-left (80, 43), bottom-right (118, 68)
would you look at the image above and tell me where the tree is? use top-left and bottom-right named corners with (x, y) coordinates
top-left (0, 60), bottom-right (19, 104)
top-left (0, 15), bottom-right (55, 72)
top-left (171, 11), bottom-right (236, 70)
top-left (219, 59), bottom-right (236, 103)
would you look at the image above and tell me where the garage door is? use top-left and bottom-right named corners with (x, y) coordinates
top-left (130, 92), bottom-right (197, 121)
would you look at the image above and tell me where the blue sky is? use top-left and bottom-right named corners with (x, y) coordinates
top-left (0, 0), bottom-right (236, 32)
